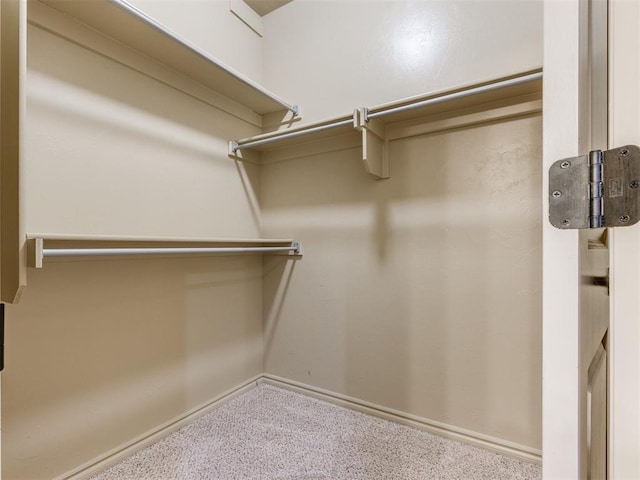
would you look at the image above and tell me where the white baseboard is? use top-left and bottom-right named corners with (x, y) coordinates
top-left (56, 375), bottom-right (262, 480)
top-left (260, 374), bottom-right (542, 465)
top-left (57, 372), bottom-right (541, 479)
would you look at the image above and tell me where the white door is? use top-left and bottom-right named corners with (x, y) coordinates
top-left (544, 0), bottom-right (640, 479)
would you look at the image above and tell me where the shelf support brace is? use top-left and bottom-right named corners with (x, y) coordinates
top-left (357, 108), bottom-right (390, 179)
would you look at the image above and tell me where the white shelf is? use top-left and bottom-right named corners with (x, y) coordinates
top-left (26, 233), bottom-right (297, 244)
top-left (37, 0), bottom-right (298, 117)
top-left (230, 70), bottom-right (543, 180)
top-left (363, 70), bottom-right (542, 124)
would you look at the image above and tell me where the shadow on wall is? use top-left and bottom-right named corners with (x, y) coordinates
top-left (234, 159), bottom-right (262, 237)
top-left (263, 256), bottom-right (298, 360)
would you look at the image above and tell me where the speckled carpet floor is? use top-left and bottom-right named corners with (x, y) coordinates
top-left (89, 383), bottom-right (541, 480)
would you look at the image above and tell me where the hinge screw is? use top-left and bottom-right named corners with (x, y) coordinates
top-left (560, 161), bottom-right (571, 169)
top-left (620, 215), bottom-right (631, 223)
top-left (552, 190), bottom-right (562, 198)
top-left (562, 219), bottom-right (571, 227)
top-left (631, 180), bottom-right (639, 189)
top-left (621, 148), bottom-right (630, 157)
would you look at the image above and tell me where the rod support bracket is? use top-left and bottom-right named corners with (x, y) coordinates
top-left (355, 109), bottom-right (389, 180)
top-left (362, 107), bottom-right (370, 123)
top-left (35, 238), bottom-right (44, 269)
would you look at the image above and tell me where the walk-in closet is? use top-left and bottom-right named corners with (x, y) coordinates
top-left (1, 0), bottom-right (627, 478)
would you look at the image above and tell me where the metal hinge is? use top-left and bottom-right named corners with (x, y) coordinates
top-left (549, 145), bottom-right (640, 229)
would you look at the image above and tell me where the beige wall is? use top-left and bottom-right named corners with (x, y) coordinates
top-left (24, 23), bottom-right (261, 238)
top-left (262, 112), bottom-right (543, 451)
top-left (5, 256), bottom-right (263, 479)
top-left (261, 0), bottom-right (543, 452)
top-left (3, 3), bottom-right (265, 479)
top-left (263, 0), bottom-right (543, 123)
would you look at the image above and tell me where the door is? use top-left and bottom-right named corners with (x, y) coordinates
top-left (544, 0), bottom-right (640, 479)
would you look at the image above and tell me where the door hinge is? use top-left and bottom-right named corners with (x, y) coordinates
top-left (549, 145), bottom-right (640, 229)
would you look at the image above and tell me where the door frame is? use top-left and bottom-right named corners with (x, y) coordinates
top-left (544, 0), bottom-right (640, 478)
top-left (609, 1), bottom-right (640, 478)
top-left (542, 0), bottom-right (589, 477)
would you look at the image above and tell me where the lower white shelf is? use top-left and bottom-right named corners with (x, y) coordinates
top-left (27, 234), bottom-right (302, 268)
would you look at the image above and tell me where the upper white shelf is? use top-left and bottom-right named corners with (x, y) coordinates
top-left (37, 0), bottom-right (299, 117)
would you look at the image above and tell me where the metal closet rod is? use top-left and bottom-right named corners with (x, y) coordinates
top-left (232, 118), bottom-right (354, 152)
top-left (42, 243), bottom-right (301, 258)
top-left (364, 71), bottom-right (543, 121)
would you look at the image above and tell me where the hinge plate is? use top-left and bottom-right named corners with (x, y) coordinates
top-left (549, 145), bottom-right (640, 229)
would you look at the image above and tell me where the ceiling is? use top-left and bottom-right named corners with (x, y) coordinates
top-left (243, 0), bottom-right (293, 17)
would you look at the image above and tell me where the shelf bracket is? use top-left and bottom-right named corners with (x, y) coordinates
top-left (27, 237), bottom-right (45, 269)
top-left (357, 108), bottom-right (390, 179)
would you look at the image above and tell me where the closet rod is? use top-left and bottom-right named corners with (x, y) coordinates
top-left (42, 244), bottom-right (301, 259)
top-left (42, 242), bottom-right (300, 257)
top-left (364, 71), bottom-right (542, 121)
top-left (231, 118), bottom-right (354, 152)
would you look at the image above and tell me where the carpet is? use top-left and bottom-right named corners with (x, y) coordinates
top-left (89, 383), bottom-right (541, 479)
